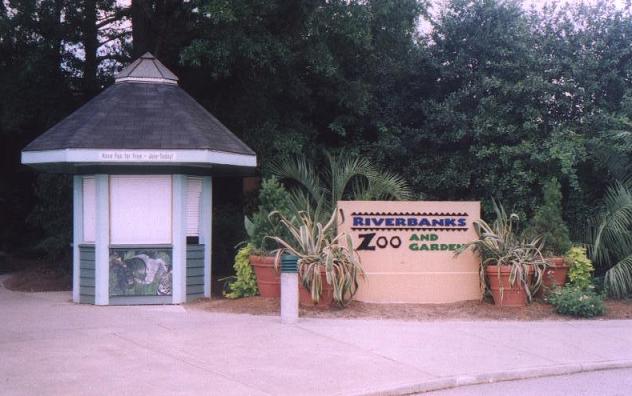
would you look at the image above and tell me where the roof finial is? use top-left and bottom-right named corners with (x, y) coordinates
top-left (115, 53), bottom-right (178, 85)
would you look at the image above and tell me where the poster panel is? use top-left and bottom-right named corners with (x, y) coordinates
top-left (337, 201), bottom-right (481, 303)
top-left (109, 248), bottom-right (173, 297)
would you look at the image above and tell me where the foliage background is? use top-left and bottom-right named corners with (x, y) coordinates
top-left (2, 0), bottom-right (632, 280)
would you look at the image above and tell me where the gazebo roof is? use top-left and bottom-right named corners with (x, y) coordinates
top-left (22, 53), bottom-right (256, 174)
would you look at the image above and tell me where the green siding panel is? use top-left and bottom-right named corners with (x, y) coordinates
top-left (186, 250), bottom-right (204, 259)
top-left (79, 250), bottom-right (95, 260)
top-left (186, 267), bottom-right (204, 277)
top-left (80, 277), bottom-right (95, 287)
top-left (80, 286), bottom-right (95, 296)
top-left (187, 277), bottom-right (204, 287)
top-left (187, 259), bottom-right (204, 268)
top-left (80, 295), bottom-right (95, 304)
top-left (186, 244), bottom-right (206, 297)
top-left (80, 260), bottom-right (95, 270)
top-left (187, 285), bottom-right (204, 295)
top-left (79, 246), bottom-right (95, 304)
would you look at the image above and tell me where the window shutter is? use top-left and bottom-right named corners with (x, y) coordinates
top-left (82, 176), bottom-right (96, 243)
top-left (186, 177), bottom-right (202, 237)
top-left (110, 175), bottom-right (172, 245)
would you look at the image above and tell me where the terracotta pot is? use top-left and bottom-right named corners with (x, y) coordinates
top-left (298, 270), bottom-right (334, 309)
top-left (486, 265), bottom-right (534, 307)
top-left (249, 255), bottom-right (280, 298)
top-left (542, 257), bottom-right (569, 289)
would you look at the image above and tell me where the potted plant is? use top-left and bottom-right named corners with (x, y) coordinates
top-left (457, 201), bottom-right (546, 307)
top-left (268, 210), bottom-right (364, 308)
top-left (527, 178), bottom-right (572, 293)
top-left (244, 178), bottom-right (294, 298)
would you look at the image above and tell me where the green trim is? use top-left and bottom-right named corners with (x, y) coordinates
top-left (281, 255), bottom-right (298, 273)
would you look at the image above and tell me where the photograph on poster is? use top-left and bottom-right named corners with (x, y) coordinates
top-left (109, 249), bottom-right (173, 297)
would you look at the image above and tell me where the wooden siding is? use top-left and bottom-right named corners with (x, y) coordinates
top-left (186, 244), bottom-right (205, 302)
top-left (79, 245), bottom-right (95, 304)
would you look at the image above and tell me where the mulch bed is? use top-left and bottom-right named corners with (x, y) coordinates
top-left (2, 257), bottom-right (72, 292)
top-left (189, 295), bottom-right (632, 321)
top-left (4, 257), bottom-right (631, 321)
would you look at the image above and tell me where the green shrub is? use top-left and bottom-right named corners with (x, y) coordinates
top-left (566, 246), bottom-right (595, 289)
top-left (223, 244), bottom-right (258, 299)
top-left (526, 178), bottom-right (571, 256)
top-left (245, 177), bottom-right (294, 253)
top-left (27, 174), bottom-right (72, 262)
top-left (548, 286), bottom-right (605, 318)
top-left (213, 202), bottom-right (247, 275)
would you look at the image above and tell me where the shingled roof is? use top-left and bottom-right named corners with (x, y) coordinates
top-left (24, 53), bottom-right (253, 155)
top-left (22, 53), bottom-right (256, 173)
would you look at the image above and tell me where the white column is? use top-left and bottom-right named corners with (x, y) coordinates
top-left (72, 176), bottom-right (83, 303)
top-left (172, 175), bottom-right (187, 304)
top-left (94, 174), bottom-right (109, 305)
top-left (281, 273), bottom-right (299, 324)
top-left (200, 176), bottom-right (213, 298)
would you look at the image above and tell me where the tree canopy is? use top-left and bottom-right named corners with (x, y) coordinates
top-left (2, 0), bottom-right (632, 266)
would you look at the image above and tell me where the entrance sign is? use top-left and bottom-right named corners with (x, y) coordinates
top-left (338, 201), bottom-right (481, 303)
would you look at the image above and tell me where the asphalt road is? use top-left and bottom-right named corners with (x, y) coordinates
top-left (427, 368), bottom-right (632, 396)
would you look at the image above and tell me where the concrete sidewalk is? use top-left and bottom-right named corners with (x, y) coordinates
top-left (1, 279), bottom-right (631, 396)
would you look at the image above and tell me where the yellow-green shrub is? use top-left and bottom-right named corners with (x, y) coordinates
top-left (566, 246), bottom-right (594, 289)
top-left (223, 244), bottom-right (258, 298)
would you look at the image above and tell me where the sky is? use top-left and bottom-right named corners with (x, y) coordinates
top-left (419, 0), bottom-right (630, 34)
top-left (523, 0), bottom-right (628, 8)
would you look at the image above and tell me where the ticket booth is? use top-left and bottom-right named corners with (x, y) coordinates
top-left (21, 53), bottom-right (257, 305)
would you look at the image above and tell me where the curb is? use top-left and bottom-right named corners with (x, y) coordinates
top-left (354, 359), bottom-right (632, 395)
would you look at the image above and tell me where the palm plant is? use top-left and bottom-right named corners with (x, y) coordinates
top-left (270, 150), bottom-right (413, 225)
top-left (457, 201), bottom-right (546, 302)
top-left (267, 210), bottom-right (364, 306)
top-left (589, 180), bottom-right (632, 298)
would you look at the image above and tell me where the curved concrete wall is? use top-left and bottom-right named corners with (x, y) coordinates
top-left (337, 201), bottom-right (481, 304)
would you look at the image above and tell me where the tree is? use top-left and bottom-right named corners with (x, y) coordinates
top-left (131, 0), bottom-right (196, 67)
top-left (180, 0), bottom-right (426, 170)
top-left (0, 0), bottom-right (129, 254)
top-left (526, 178), bottom-right (571, 256)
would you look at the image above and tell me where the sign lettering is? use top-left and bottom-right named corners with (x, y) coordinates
top-left (99, 151), bottom-right (176, 162)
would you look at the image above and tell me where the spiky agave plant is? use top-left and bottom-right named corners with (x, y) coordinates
top-left (270, 150), bottom-right (413, 226)
top-left (457, 201), bottom-right (546, 302)
top-left (267, 210), bottom-right (364, 306)
top-left (589, 180), bottom-right (632, 298)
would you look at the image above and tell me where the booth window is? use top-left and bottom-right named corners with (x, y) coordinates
top-left (110, 175), bottom-right (172, 245)
top-left (82, 176), bottom-right (96, 243)
top-left (186, 177), bottom-right (202, 244)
